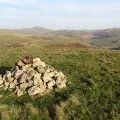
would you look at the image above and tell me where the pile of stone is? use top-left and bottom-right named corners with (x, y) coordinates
top-left (0, 56), bottom-right (67, 96)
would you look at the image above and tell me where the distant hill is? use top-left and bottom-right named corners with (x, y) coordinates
top-left (15, 27), bottom-right (93, 40)
top-left (16, 26), bottom-right (51, 34)
top-left (0, 26), bottom-right (120, 49)
top-left (90, 28), bottom-right (120, 49)
top-left (48, 30), bottom-right (93, 42)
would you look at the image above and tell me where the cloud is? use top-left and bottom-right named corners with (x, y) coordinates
top-left (0, 0), bottom-right (13, 2)
top-left (0, 0), bottom-right (120, 29)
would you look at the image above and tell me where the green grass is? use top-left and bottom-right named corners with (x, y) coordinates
top-left (0, 47), bottom-right (120, 120)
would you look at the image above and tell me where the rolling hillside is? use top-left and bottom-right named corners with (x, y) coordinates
top-left (0, 27), bottom-right (120, 120)
top-left (0, 27), bottom-right (93, 49)
top-left (90, 28), bottom-right (120, 49)
top-left (0, 27), bottom-right (120, 49)
top-left (16, 26), bottom-right (50, 34)
top-left (0, 47), bottom-right (120, 120)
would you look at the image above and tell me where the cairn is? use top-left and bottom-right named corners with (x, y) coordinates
top-left (0, 56), bottom-right (67, 96)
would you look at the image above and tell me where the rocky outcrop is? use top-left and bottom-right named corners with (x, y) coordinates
top-left (0, 56), bottom-right (67, 96)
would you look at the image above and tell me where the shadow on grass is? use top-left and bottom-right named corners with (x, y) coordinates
top-left (47, 90), bottom-right (72, 120)
top-left (30, 87), bottom-right (74, 120)
top-left (0, 66), bottom-right (12, 76)
top-left (0, 85), bottom-right (74, 120)
top-left (0, 65), bottom-right (74, 119)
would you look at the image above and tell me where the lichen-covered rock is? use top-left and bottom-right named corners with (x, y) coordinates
top-left (0, 75), bottom-right (3, 85)
top-left (14, 70), bottom-right (23, 79)
top-left (19, 82), bottom-right (28, 92)
top-left (4, 82), bottom-right (9, 87)
top-left (0, 56), bottom-right (67, 97)
top-left (18, 72), bottom-right (28, 83)
top-left (42, 75), bottom-right (53, 83)
top-left (9, 82), bottom-right (16, 89)
top-left (56, 77), bottom-right (67, 85)
top-left (13, 79), bottom-right (18, 84)
top-left (33, 73), bottom-right (43, 86)
top-left (6, 71), bottom-right (12, 79)
top-left (17, 61), bottom-right (25, 67)
top-left (42, 71), bottom-right (55, 83)
top-left (28, 85), bottom-right (46, 96)
top-left (56, 82), bottom-right (66, 89)
top-left (23, 64), bottom-right (32, 71)
top-left (47, 72), bottom-right (55, 78)
top-left (37, 66), bottom-right (46, 73)
top-left (28, 79), bottom-right (34, 87)
top-left (16, 89), bottom-right (24, 97)
top-left (4, 82), bottom-right (10, 90)
top-left (33, 58), bottom-right (45, 68)
top-left (7, 78), bottom-right (14, 84)
top-left (55, 72), bottom-right (65, 78)
top-left (47, 80), bottom-right (55, 89)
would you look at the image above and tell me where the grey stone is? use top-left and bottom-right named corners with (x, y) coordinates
top-left (0, 84), bottom-right (4, 88)
top-left (19, 82), bottom-right (28, 92)
top-left (47, 80), bottom-right (55, 89)
top-left (33, 58), bottom-right (46, 68)
top-left (42, 71), bottom-right (54, 83)
top-left (14, 70), bottom-right (23, 79)
top-left (42, 75), bottom-right (53, 83)
top-left (28, 85), bottom-right (46, 96)
top-left (0, 75), bottom-right (3, 85)
top-left (55, 77), bottom-right (61, 85)
top-left (2, 74), bottom-right (6, 81)
top-left (56, 82), bottom-right (66, 89)
top-left (45, 68), bottom-right (51, 73)
top-left (33, 73), bottom-right (43, 86)
top-left (22, 64), bottom-right (31, 72)
top-left (4, 82), bottom-right (9, 87)
top-left (55, 72), bottom-right (65, 78)
top-left (13, 79), bottom-right (18, 84)
top-left (37, 66), bottom-right (46, 73)
top-left (4, 82), bottom-right (10, 90)
top-left (47, 72), bottom-right (55, 78)
top-left (17, 61), bottom-right (25, 67)
top-left (9, 83), bottom-right (16, 89)
top-left (7, 77), bottom-right (14, 83)
top-left (56, 77), bottom-right (66, 85)
top-left (50, 67), bottom-right (55, 72)
top-left (5, 71), bottom-right (12, 81)
top-left (18, 72), bottom-right (28, 83)
top-left (16, 89), bottom-right (24, 97)
top-left (28, 80), bottom-right (34, 87)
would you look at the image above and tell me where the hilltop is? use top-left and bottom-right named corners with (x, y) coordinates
top-left (16, 26), bottom-right (50, 34)
top-left (0, 26), bottom-right (120, 119)
top-left (0, 48), bottom-right (120, 120)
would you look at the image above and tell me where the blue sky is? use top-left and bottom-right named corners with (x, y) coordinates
top-left (0, 0), bottom-right (120, 29)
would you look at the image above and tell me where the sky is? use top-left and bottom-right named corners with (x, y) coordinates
top-left (0, 0), bottom-right (120, 30)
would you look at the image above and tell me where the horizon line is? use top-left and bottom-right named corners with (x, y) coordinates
top-left (0, 25), bottom-right (120, 31)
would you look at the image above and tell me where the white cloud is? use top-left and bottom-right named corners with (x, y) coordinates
top-left (0, 0), bottom-right (120, 29)
top-left (0, 0), bottom-right (18, 4)
top-left (0, 0), bottom-right (12, 2)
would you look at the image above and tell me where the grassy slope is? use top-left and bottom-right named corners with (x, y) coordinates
top-left (0, 31), bottom-right (92, 49)
top-left (90, 29), bottom-right (120, 49)
top-left (0, 46), bottom-right (120, 120)
top-left (1, 28), bottom-right (120, 49)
